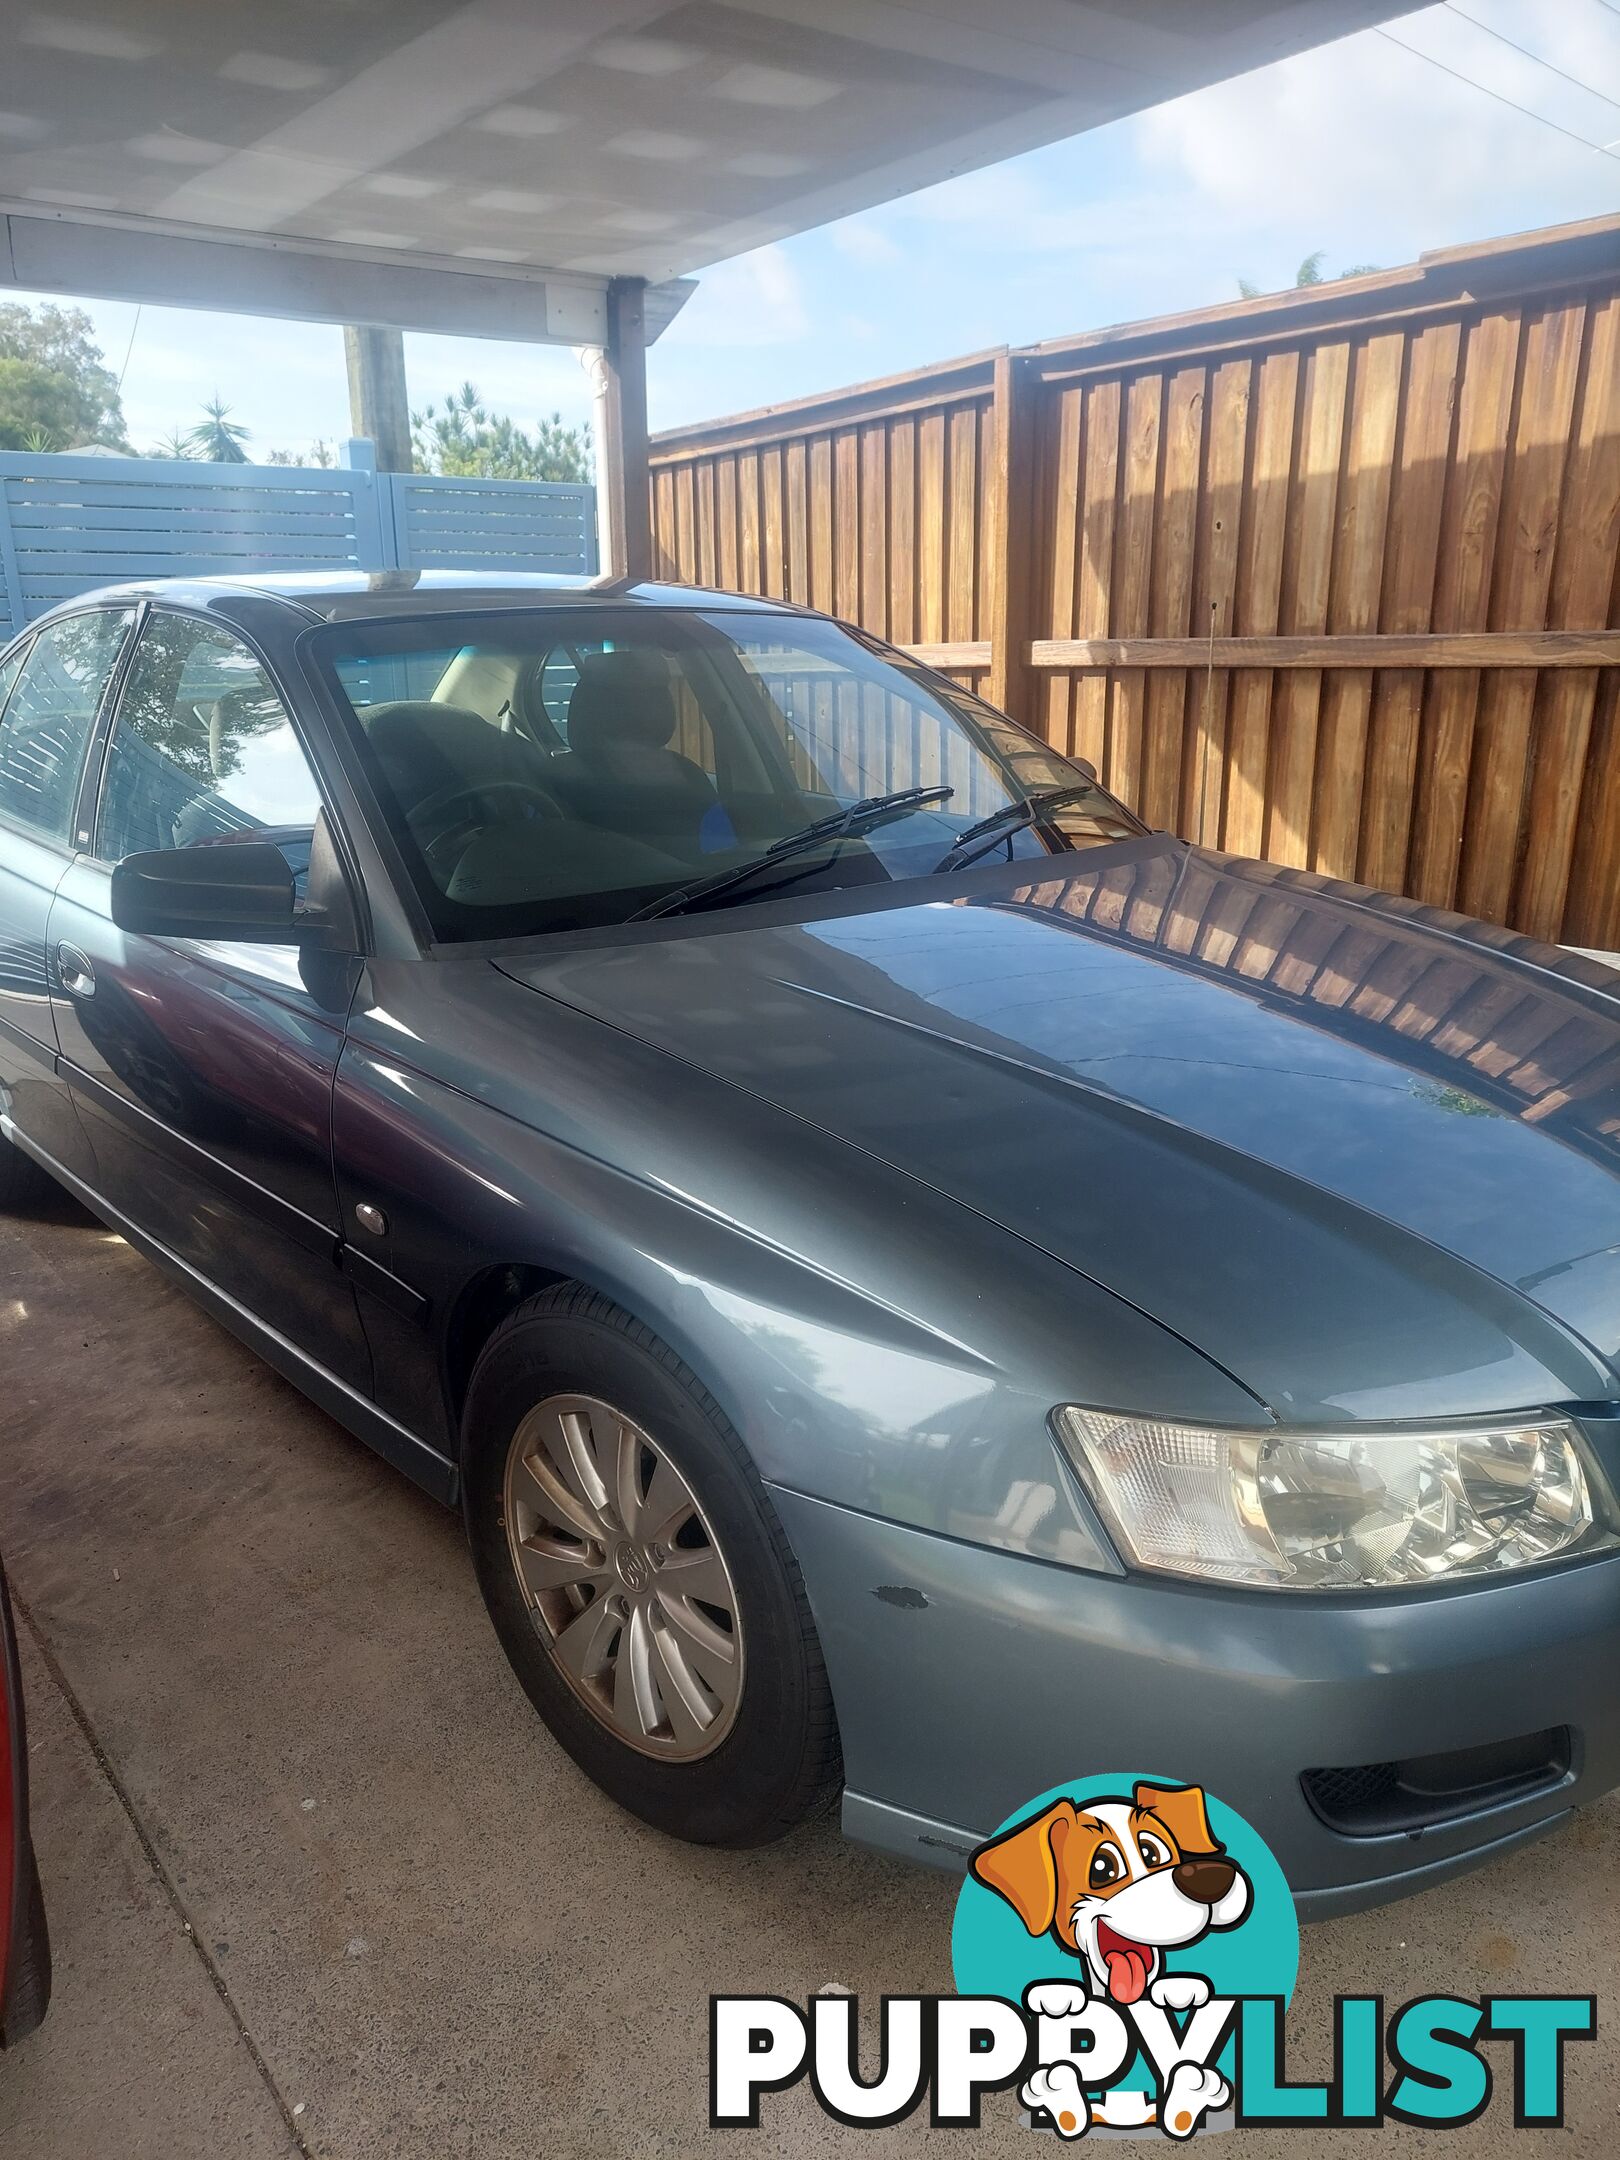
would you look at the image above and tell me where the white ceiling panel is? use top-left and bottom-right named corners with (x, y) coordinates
top-left (0, 0), bottom-right (1407, 338)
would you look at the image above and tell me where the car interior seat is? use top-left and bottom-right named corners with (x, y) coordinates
top-left (361, 700), bottom-right (555, 816)
top-left (546, 651), bottom-right (734, 855)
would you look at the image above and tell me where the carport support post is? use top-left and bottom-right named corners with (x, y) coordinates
top-left (602, 277), bottom-right (652, 583)
top-left (344, 325), bottom-right (414, 474)
top-left (986, 349), bottom-right (1040, 735)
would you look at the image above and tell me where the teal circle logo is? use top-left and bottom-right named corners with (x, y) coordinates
top-left (952, 1774), bottom-right (1297, 2118)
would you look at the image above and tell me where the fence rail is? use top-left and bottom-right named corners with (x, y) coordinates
top-left (649, 213), bottom-right (1620, 949)
top-left (0, 450), bottom-right (597, 648)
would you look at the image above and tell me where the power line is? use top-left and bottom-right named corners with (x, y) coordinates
top-left (116, 304), bottom-right (142, 391)
top-left (1443, 1), bottom-right (1620, 111)
top-left (1375, 26), bottom-right (1620, 159)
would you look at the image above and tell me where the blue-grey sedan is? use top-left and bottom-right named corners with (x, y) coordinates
top-left (1, 572), bottom-right (1617, 1917)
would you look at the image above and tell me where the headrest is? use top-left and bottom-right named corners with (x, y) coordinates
top-left (213, 684), bottom-right (285, 734)
top-left (565, 651), bottom-right (677, 759)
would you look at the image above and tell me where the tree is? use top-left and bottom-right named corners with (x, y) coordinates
top-left (186, 396), bottom-right (251, 463)
top-left (265, 440), bottom-right (335, 468)
top-left (411, 382), bottom-right (591, 482)
top-left (1237, 252), bottom-right (1380, 300)
top-left (0, 302), bottom-right (130, 451)
top-left (128, 683), bottom-right (278, 785)
top-left (148, 428), bottom-right (199, 461)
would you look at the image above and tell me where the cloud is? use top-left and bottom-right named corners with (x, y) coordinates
top-left (891, 161), bottom-right (1047, 228)
top-left (827, 218), bottom-right (902, 267)
top-left (779, 5), bottom-right (1619, 304)
top-left (1132, 3), bottom-right (1620, 255)
top-left (769, 4), bottom-right (1620, 337)
top-left (664, 241), bottom-right (809, 347)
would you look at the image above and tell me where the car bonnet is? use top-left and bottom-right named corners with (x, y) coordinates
top-left (499, 846), bottom-right (1620, 1422)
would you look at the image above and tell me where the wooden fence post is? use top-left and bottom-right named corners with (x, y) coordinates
top-left (986, 350), bottom-right (1040, 731)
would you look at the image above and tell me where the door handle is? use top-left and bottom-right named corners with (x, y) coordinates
top-left (56, 943), bottom-right (95, 998)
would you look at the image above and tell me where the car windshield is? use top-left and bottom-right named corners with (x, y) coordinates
top-left (315, 607), bottom-right (1141, 939)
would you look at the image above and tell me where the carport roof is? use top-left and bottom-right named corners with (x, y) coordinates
top-left (1, 0), bottom-right (1405, 343)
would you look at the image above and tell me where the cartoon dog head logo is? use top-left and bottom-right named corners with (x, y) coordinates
top-left (969, 1782), bottom-right (1252, 2008)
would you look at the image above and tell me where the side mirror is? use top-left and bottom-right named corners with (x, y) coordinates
top-left (111, 841), bottom-right (339, 946)
top-left (1073, 758), bottom-right (1099, 782)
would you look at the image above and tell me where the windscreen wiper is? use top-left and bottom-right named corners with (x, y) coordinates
top-left (930, 783), bottom-right (1103, 874)
top-left (629, 785), bottom-right (954, 922)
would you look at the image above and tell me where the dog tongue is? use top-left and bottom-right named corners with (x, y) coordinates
top-left (1104, 1943), bottom-right (1153, 2006)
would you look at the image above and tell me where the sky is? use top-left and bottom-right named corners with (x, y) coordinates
top-left (10, 0), bottom-right (1620, 458)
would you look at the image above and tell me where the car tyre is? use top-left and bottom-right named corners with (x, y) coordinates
top-left (1, 1854), bottom-right (50, 2046)
top-left (463, 1284), bottom-right (841, 1846)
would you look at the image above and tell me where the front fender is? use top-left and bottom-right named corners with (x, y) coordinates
top-left (334, 1013), bottom-right (1262, 1570)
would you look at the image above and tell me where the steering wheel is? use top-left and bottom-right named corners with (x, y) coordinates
top-left (408, 777), bottom-right (561, 879)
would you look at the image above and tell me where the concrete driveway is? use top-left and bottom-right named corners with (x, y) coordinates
top-left (2, 1191), bottom-right (1616, 2157)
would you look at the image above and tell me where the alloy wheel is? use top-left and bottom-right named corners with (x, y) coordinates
top-left (501, 1392), bottom-right (744, 1759)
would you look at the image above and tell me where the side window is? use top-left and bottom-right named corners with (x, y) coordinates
top-left (0, 610), bottom-right (134, 842)
top-left (97, 616), bottom-right (323, 893)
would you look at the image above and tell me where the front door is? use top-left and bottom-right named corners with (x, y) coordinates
top-left (50, 607), bottom-right (371, 1390)
top-left (0, 609), bottom-right (135, 1184)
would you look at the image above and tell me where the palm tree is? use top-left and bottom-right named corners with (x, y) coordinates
top-left (148, 428), bottom-right (197, 461)
top-left (186, 396), bottom-right (251, 463)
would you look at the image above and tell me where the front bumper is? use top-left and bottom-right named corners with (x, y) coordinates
top-left (769, 1485), bottom-right (1620, 1918)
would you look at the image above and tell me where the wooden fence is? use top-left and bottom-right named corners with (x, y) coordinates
top-left (649, 213), bottom-right (1620, 948)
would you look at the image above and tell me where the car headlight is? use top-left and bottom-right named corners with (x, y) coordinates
top-left (1052, 1407), bottom-right (1613, 1590)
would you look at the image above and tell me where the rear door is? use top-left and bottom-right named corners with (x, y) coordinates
top-left (0, 608), bottom-right (135, 1183)
top-left (50, 607), bottom-right (372, 1389)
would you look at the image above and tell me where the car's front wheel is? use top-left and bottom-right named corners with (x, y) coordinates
top-left (462, 1285), bottom-right (840, 1845)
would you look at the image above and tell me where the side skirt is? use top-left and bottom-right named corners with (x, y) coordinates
top-left (841, 1790), bottom-right (982, 1872)
top-left (3, 1119), bottom-right (458, 1508)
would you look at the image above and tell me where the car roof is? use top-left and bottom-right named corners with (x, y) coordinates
top-left (39, 570), bottom-right (811, 626)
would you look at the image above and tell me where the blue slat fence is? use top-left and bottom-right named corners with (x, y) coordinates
top-left (0, 441), bottom-right (597, 643)
top-left (385, 471), bottom-right (597, 577)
